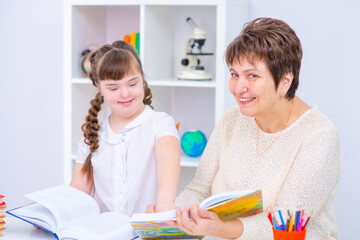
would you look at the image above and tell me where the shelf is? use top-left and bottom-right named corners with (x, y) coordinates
top-left (72, 78), bottom-right (92, 84)
top-left (72, 77), bottom-right (216, 88)
top-left (64, 0), bottom-right (249, 184)
top-left (72, 154), bottom-right (199, 168)
top-left (148, 78), bottom-right (216, 88)
top-left (180, 155), bottom-right (200, 167)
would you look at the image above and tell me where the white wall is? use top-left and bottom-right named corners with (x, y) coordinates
top-left (249, 0), bottom-right (360, 238)
top-left (0, 0), bottom-right (359, 238)
top-left (0, 1), bottom-right (63, 208)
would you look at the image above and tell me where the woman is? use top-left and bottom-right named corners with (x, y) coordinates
top-left (169, 18), bottom-right (340, 239)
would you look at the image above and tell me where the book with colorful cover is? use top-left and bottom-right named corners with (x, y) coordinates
top-left (123, 34), bottom-right (131, 43)
top-left (131, 209), bottom-right (201, 239)
top-left (123, 32), bottom-right (140, 55)
top-left (130, 189), bottom-right (263, 239)
top-left (135, 33), bottom-right (140, 55)
top-left (130, 32), bottom-right (137, 49)
top-left (201, 189), bottom-right (263, 221)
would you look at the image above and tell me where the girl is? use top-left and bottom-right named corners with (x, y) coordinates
top-left (70, 41), bottom-right (181, 216)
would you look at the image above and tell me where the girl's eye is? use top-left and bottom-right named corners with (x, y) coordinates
top-left (110, 88), bottom-right (118, 91)
top-left (129, 82), bottom-right (137, 87)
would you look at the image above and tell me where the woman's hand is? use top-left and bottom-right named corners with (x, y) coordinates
top-left (168, 205), bottom-right (244, 239)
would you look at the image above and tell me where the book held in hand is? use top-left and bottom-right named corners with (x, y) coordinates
top-left (6, 185), bottom-right (137, 240)
top-left (130, 189), bottom-right (263, 239)
top-left (131, 209), bottom-right (199, 239)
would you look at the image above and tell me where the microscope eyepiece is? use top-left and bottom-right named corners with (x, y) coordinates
top-left (186, 17), bottom-right (198, 29)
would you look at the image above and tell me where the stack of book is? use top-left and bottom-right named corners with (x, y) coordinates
top-left (0, 195), bottom-right (5, 236)
top-left (123, 32), bottom-right (140, 55)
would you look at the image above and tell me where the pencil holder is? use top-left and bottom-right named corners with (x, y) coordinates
top-left (272, 228), bottom-right (306, 240)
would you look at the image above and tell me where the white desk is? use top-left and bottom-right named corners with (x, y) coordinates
top-left (2, 215), bottom-right (54, 240)
top-left (2, 216), bottom-right (217, 240)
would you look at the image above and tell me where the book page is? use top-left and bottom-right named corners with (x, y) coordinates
top-left (7, 203), bottom-right (56, 231)
top-left (130, 209), bottom-right (176, 222)
top-left (59, 212), bottom-right (137, 240)
top-left (199, 189), bottom-right (254, 209)
top-left (25, 185), bottom-right (99, 230)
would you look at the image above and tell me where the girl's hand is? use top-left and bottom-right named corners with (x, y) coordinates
top-left (155, 200), bottom-right (175, 213)
top-left (167, 205), bottom-right (244, 239)
top-left (145, 202), bottom-right (175, 213)
top-left (145, 204), bottom-right (156, 213)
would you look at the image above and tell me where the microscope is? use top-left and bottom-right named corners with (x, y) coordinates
top-left (177, 18), bottom-right (213, 81)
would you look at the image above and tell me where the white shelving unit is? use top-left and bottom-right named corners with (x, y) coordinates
top-left (63, 0), bottom-right (248, 191)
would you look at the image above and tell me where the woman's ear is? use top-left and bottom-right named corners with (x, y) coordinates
top-left (280, 72), bottom-right (293, 97)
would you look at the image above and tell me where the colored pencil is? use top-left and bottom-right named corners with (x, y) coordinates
top-left (267, 212), bottom-right (272, 225)
top-left (267, 207), bottom-right (312, 232)
top-left (288, 213), bottom-right (294, 232)
top-left (278, 210), bottom-right (286, 231)
top-left (302, 210), bottom-right (313, 230)
top-left (296, 218), bottom-right (304, 231)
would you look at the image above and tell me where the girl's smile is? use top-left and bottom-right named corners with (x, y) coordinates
top-left (117, 99), bottom-right (134, 106)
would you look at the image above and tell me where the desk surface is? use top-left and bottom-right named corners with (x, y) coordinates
top-left (2, 215), bottom-right (54, 240)
top-left (2, 215), bottom-right (216, 240)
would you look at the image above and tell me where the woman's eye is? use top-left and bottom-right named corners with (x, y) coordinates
top-left (248, 74), bottom-right (259, 79)
top-left (230, 73), bottom-right (238, 78)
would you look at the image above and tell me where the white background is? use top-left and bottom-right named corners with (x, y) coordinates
top-left (0, 0), bottom-right (359, 239)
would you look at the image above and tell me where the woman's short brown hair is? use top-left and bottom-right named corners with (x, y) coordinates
top-left (226, 17), bottom-right (303, 99)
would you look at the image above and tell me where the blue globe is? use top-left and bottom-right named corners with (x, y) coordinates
top-left (181, 130), bottom-right (207, 157)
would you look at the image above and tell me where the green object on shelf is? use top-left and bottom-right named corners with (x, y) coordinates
top-left (136, 32), bottom-right (140, 55)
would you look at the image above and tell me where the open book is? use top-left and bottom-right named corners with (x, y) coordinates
top-left (130, 189), bottom-right (263, 239)
top-left (6, 185), bottom-right (137, 240)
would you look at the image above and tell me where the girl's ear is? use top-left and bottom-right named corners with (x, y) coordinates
top-left (280, 72), bottom-right (293, 97)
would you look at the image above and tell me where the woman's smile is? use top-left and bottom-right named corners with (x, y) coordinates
top-left (238, 97), bottom-right (256, 104)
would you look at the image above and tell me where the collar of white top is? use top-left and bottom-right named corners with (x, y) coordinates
top-left (99, 105), bottom-right (154, 144)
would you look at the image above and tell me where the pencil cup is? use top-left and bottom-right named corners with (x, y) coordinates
top-left (272, 228), bottom-right (306, 240)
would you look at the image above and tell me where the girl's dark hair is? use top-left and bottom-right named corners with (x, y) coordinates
top-left (226, 17), bottom-right (303, 99)
top-left (81, 40), bottom-right (153, 181)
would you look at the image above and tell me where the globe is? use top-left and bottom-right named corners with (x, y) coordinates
top-left (181, 130), bottom-right (207, 157)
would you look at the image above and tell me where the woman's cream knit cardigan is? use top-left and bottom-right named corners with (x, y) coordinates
top-left (176, 106), bottom-right (340, 240)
